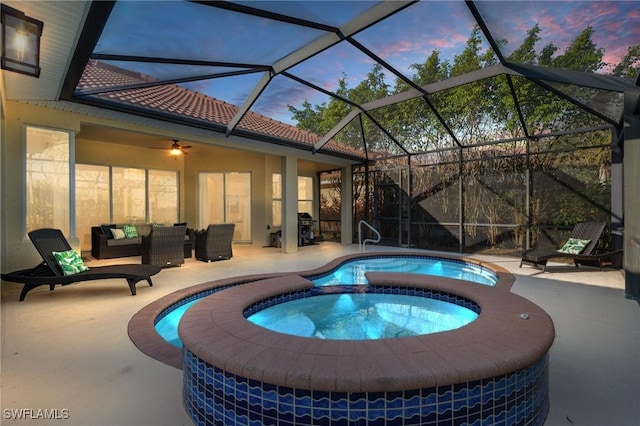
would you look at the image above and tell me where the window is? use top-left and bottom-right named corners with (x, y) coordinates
top-left (199, 172), bottom-right (251, 241)
top-left (148, 169), bottom-right (178, 225)
top-left (26, 126), bottom-right (71, 235)
top-left (112, 167), bottom-right (146, 223)
top-left (75, 164), bottom-right (110, 249)
top-left (272, 173), bottom-right (282, 227)
top-left (298, 176), bottom-right (313, 214)
top-left (75, 164), bottom-right (179, 250)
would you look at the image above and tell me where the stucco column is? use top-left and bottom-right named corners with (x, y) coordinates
top-left (340, 165), bottom-right (353, 245)
top-left (282, 155), bottom-right (298, 253)
top-left (624, 90), bottom-right (640, 301)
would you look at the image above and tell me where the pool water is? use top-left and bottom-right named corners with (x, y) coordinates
top-left (155, 256), bottom-right (497, 347)
top-left (247, 293), bottom-right (478, 340)
top-left (312, 257), bottom-right (497, 286)
top-left (155, 300), bottom-right (197, 347)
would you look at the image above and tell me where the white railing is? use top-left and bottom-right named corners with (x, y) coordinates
top-left (358, 220), bottom-right (381, 251)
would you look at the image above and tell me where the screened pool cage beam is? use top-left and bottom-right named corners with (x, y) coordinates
top-left (504, 63), bottom-right (634, 93)
top-left (529, 79), bottom-right (619, 126)
top-left (284, 71), bottom-right (409, 158)
top-left (223, 0), bottom-right (413, 137)
top-left (343, 35), bottom-right (448, 156)
top-left (506, 75), bottom-right (531, 139)
top-left (315, 63), bottom-right (633, 154)
top-left (362, 140), bottom-right (612, 254)
top-left (359, 116), bottom-right (369, 160)
top-left (314, 65), bottom-right (514, 153)
top-left (76, 67), bottom-right (266, 97)
top-left (346, 124), bottom-right (614, 164)
top-left (421, 95), bottom-right (462, 148)
top-left (226, 69), bottom-right (273, 137)
top-left (466, 1), bottom-right (506, 65)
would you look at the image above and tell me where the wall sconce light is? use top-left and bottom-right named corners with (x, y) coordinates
top-left (1, 5), bottom-right (44, 77)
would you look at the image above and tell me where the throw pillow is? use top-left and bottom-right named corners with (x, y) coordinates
top-left (111, 228), bottom-right (126, 239)
top-left (52, 250), bottom-right (89, 276)
top-left (122, 224), bottom-right (138, 239)
top-left (557, 238), bottom-right (591, 255)
top-left (101, 224), bottom-right (116, 239)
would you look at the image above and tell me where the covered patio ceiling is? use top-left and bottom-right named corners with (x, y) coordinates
top-left (58, 0), bottom-right (640, 162)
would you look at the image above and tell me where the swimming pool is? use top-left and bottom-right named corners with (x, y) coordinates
top-left (154, 255), bottom-right (497, 347)
top-left (129, 252), bottom-right (552, 426)
top-left (311, 256), bottom-right (497, 286)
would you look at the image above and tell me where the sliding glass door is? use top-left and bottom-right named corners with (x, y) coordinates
top-left (198, 172), bottom-right (251, 242)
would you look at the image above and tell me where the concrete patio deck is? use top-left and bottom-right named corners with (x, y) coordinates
top-left (1, 243), bottom-right (638, 425)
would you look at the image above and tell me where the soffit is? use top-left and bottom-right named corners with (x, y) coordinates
top-left (2, 1), bottom-right (90, 100)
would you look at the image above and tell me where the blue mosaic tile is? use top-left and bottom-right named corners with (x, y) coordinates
top-left (183, 340), bottom-right (549, 426)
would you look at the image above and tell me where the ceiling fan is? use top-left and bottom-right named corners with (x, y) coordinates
top-left (149, 139), bottom-right (192, 155)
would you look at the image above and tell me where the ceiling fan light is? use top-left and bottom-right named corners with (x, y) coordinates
top-left (170, 148), bottom-right (181, 156)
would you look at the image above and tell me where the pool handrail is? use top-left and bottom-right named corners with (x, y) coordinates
top-left (358, 220), bottom-right (381, 250)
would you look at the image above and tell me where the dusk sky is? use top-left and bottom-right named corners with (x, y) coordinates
top-left (95, 1), bottom-right (639, 124)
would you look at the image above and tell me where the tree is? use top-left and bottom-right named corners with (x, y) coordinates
top-left (286, 22), bottom-right (616, 251)
top-left (288, 100), bottom-right (325, 134)
top-left (287, 75), bottom-right (352, 136)
top-left (553, 26), bottom-right (604, 72)
top-left (508, 24), bottom-right (541, 65)
top-left (611, 44), bottom-right (640, 78)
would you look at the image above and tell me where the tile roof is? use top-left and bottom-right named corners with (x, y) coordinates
top-left (77, 60), bottom-right (366, 160)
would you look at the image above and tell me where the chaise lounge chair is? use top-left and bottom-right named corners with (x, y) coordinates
top-left (519, 221), bottom-right (621, 272)
top-left (1, 228), bottom-right (161, 301)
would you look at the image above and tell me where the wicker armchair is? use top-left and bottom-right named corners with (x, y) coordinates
top-left (141, 226), bottom-right (187, 267)
top-left (195, 224), bottom-right (235, 262)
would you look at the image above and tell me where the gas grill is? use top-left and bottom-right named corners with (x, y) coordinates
top-left (298, 212), bottom-right (315, 246)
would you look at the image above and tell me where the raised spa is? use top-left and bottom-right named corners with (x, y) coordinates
top-left (129, 253), bottom-right (554, 426)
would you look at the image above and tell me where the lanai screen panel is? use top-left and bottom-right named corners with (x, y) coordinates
top-left (368, 99), bottom-right (459, 154)
top-left (351, 0), bottom-right (494, 81)
top-left (96, 1), bottom-right (327, 64)
top-left (508, 76), bottom-right (610, 137)
top-left (529, 136), bottom-right (611, 229)
top-left (326, 118), bottom-right (367, 157)
top-left (540, 81), bottom-right (625, 124)
top-left (462, 143), bottom-right (527, 249)
top-left (474, 1), bottom-right (640, 75)
top-left (68, 1), bottom-right (637, 161)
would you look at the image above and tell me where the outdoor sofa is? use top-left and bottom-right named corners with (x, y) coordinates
top-left (92, 223), bottom-right (194, 259)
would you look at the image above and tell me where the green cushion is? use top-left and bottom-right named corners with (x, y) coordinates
top-left (557, 238), bottom-right (591, 255)
top-left (52, 250), bottom-right (90, 276)
top-left (122, 224), bottom-right (138, 239)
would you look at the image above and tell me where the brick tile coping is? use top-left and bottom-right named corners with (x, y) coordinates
top-left (129, 252), bottom-right (540, 384)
